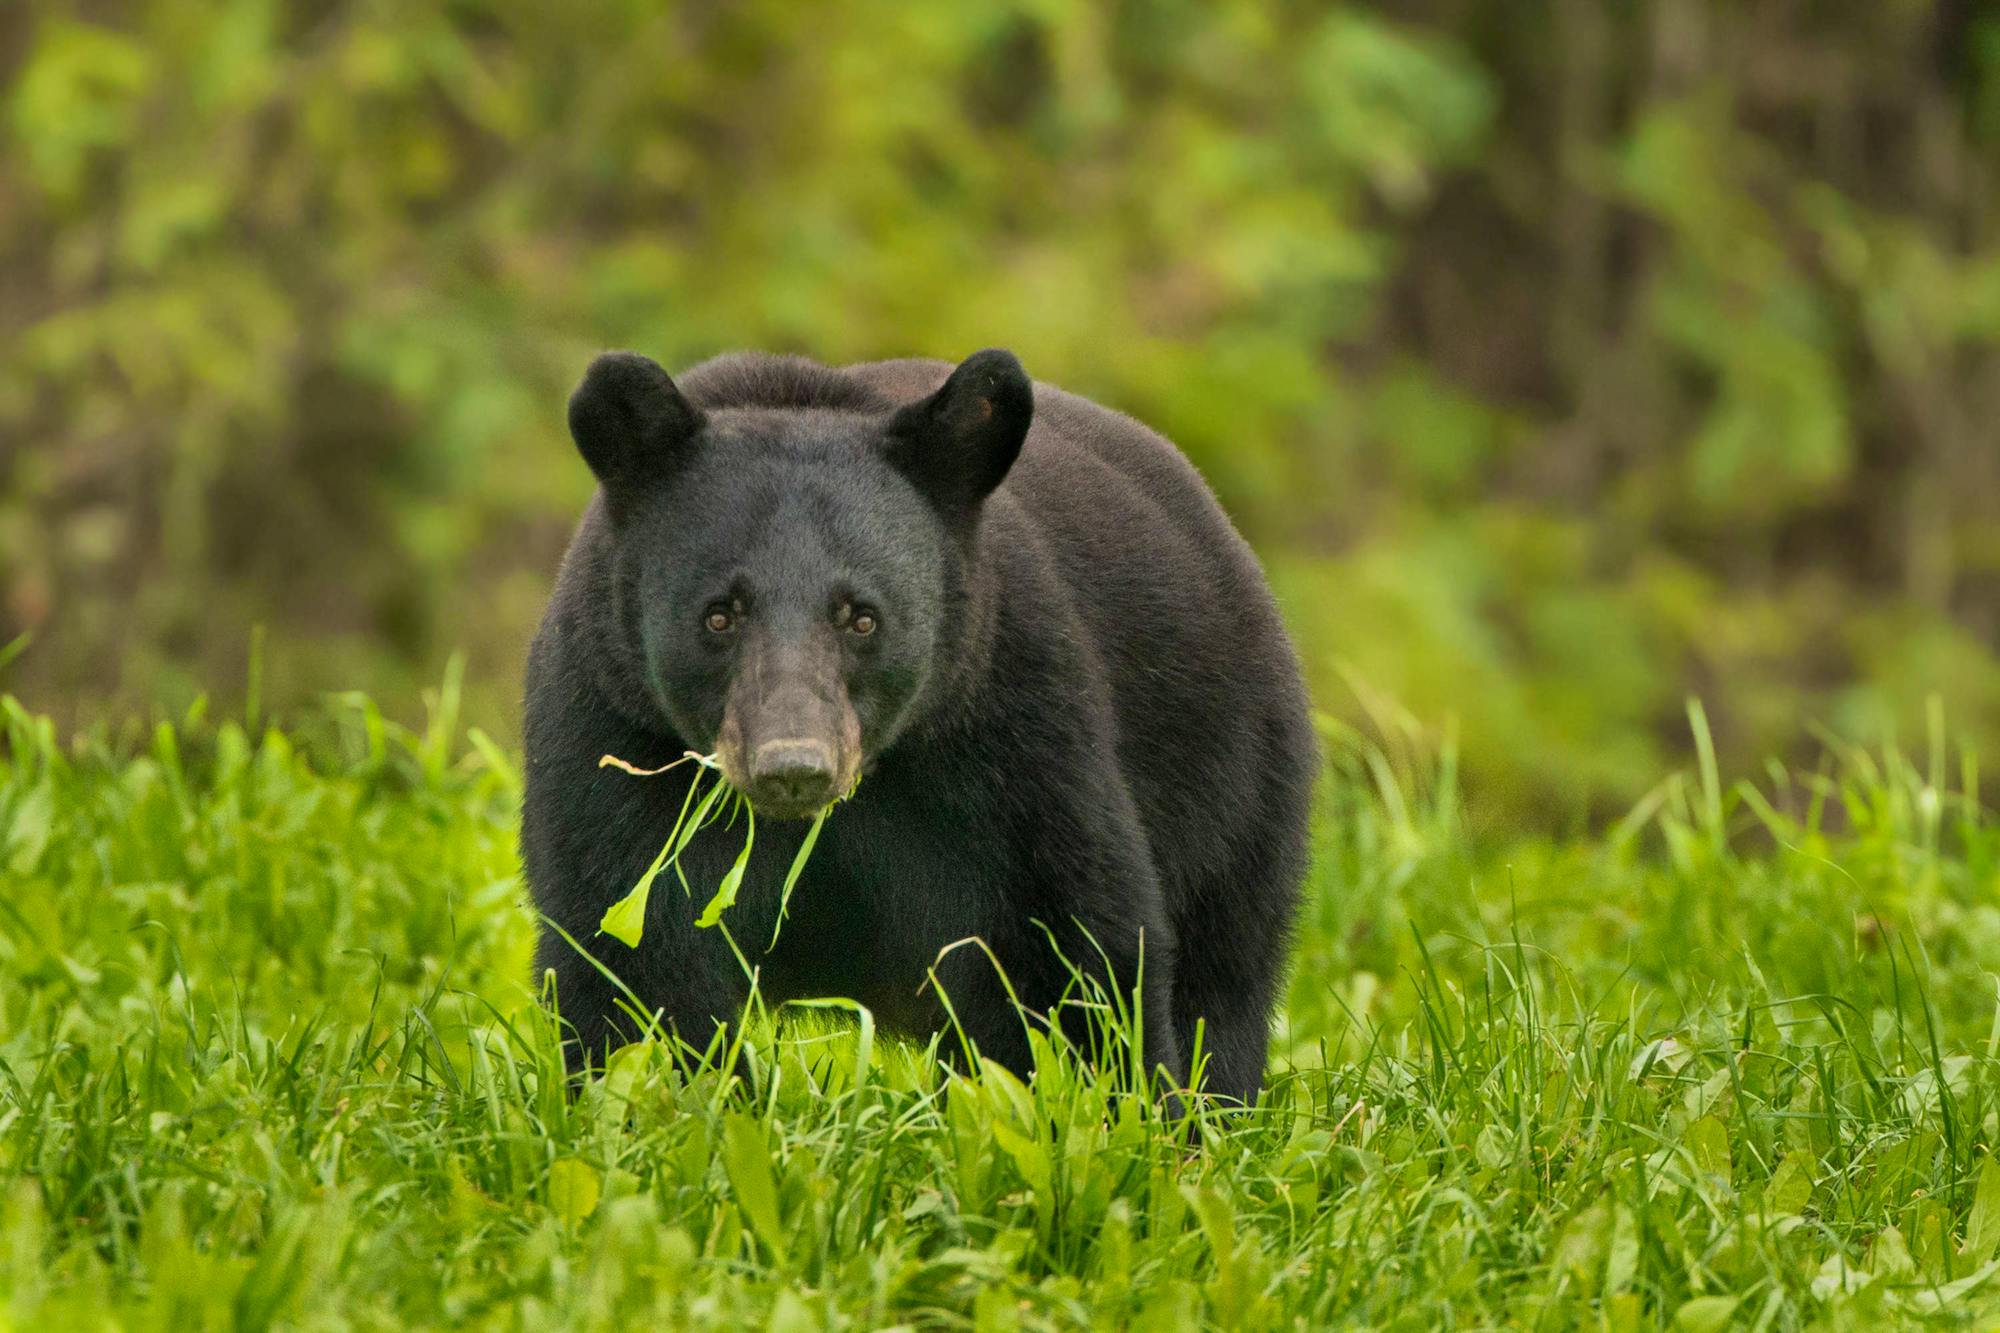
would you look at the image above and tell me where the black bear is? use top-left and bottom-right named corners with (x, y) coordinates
top-left (522, 348), bottom-right (1314, 1106)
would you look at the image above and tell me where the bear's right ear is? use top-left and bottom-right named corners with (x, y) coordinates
top-left (568, 352), bottom-right (706, 515)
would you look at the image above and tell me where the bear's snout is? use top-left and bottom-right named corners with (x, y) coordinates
top-left (714, 634), bottom-right (862, 820)
top-left (747, 738), bottom-right (838, 814)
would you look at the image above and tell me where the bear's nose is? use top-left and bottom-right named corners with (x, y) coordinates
top-left (747, 738), bottom-right (837, 814)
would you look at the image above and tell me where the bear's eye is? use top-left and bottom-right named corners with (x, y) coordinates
top-left (849, 608), bottom-right (877, 637)
top-left (703, 605), bottom-right (735, 634)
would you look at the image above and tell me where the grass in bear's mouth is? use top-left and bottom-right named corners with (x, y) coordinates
top-left (595, 750), bottom-right (851, 950)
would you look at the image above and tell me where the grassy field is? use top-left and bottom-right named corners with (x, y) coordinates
top-left (2, 685), bottom-right (1998, 1331)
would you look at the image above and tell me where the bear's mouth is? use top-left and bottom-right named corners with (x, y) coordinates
top-left (741, 788), bottom-right (842, 821)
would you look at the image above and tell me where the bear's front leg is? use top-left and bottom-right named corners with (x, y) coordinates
top-left (925, 796), bottom-right (1187, 1102)
top-left (521, 661), bottom-right (755, 1074)
top-left (929, 908), bottom-right (1185, 1101)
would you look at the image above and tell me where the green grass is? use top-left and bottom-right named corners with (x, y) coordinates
top-left (3, 686), bottom-right (1999, 1331)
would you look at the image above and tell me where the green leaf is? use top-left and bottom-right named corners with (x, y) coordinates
top-left (1686, 1115), bottom-right (1731, 1184)
top-left (1768, 1155), bottom-right (1813, 1214)
top-left (767, 1290), bottom-right (818, 1333)
top-left (1903, 1257), bottom-right (2000, 1314)
top-left (670, 774), bottom-right (730, 869)
top-left (1672, 1295), bottom-right (1738, 1333)
top-left (1869, 1225), bottom-right (1915, 1280)
top-left (721, 1112), bottom-right (788, 1264)
top-left (547, 1158), bottom-right (600, 1226)
top-left (695, 798), bottom-right (755, 928)
top-left (1913, 1200), bottom-right (1951, 1279)
top-left (1551, 1203), bottom-right (1609, 1283)
top-left (769, 802), bottom-right (830, 949)
top-left (1474, 1122), bottom-right (1512, 1170)
top-left (599, 765), bottom-right (729, 946)
top-left (1961, 1155), bottom-right (2000, 1261)
top-left (601, 1040), bottom-right (661, 1108)
top-left (1605, 1205), bottom-right (1639, 1294)
top-left (598, 842), bottom-right (668, 948)
top-left (5, 781), bottom-right (53, 875)
top-left (1183, 1184), bottom-right (1252, 1326)
top-left (992, 1118), bottom-right (1052, 1201)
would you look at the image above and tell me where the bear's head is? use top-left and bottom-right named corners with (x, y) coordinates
top-left (568, 349), bottom-right (1033, 819)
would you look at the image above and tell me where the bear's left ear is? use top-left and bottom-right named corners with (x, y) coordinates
top-left (884, 349), bottom-right (1032, 514)
top-left (568, 351), bottom-right (706, 518)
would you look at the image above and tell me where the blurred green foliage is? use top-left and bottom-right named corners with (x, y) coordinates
top-left (3, 1), bottom-right (1998, 822)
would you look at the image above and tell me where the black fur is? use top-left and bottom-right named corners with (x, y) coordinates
top-left (522, 349), bottom-right (1315, 1105)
